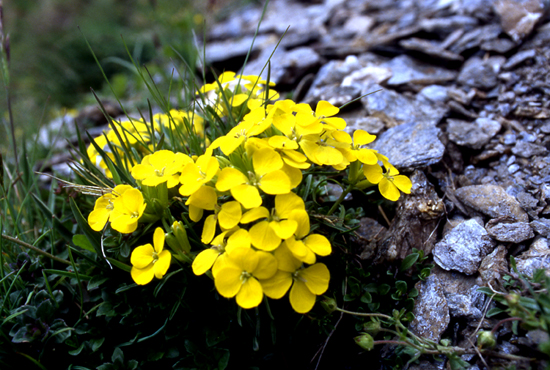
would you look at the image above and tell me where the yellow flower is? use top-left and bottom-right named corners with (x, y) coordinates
top-left (285, 210), bottom-right (332, 264)
top-left (260, 243), bottom-right (330, 313)
top-left (332, 129), bottom-right (378, 165)
top-left (179, 150), bottom-right (219, 197)
top-left (130, 227), bottom-right (172, 285)
top-left (363, 159), bottom-right (412, 201)
top-left (192, 229), bottom-right (250, 276)
top-left (215, 147), bottom-right (291, 209)
top-left (110, 188), bottom-right (147, 234)
top-left (88, 185), bottom-right (133, 231)
top-left (214, 247), bottom-right (277, 309)
top-left (131, 150), bottom-right (192, 188)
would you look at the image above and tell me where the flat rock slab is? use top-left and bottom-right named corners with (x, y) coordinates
top-left (516, 237), bottom-right (550, 277)
top-left (409, 274), bottom-right (450, 342)
top-left (433, 219), bottom-right (496, 275)
top-left (486, 219), bottom-right (534, 243)
top-left (455, 185), bottom-right (529, 222)
top-left (382, 55), bottom-right (457, 85)
top-left (370, 120), bottom-right (445, 171)
top-left (457, 56), bottom-right (506, 90)
top-left (447, 118), bottom-right (502, 149)
top-left (479, 245), bottom-right (509, 288)
top-left (361, 84), bottom-right (448, 126)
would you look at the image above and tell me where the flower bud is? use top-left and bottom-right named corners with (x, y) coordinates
top-left (361, 321), bottom-right (381, 335)
top-left (477, 330), bottom-right (496, 349)
top-left (320, 297), bottom-right (338, 314)
top-left (354, 333), bottom-right (374, 351)
top-left (505, 293), bottom-right (520, 305)
top-left (165, 221), bottom-right (192, 254)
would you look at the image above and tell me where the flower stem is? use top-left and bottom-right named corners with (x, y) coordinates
top-left (335, 307), bottom-right (392, 320)
top-left (1, 234), bottom-right (71, 265)
top-left (326, 182), bottom-right (354, 216)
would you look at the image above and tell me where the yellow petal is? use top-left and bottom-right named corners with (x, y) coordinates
top-left (219, 201), bottom-right (242, 229)
top-left (353, 129), bottom-right (376, 145)
top-left (240, 207), bottom-right (269, 224)
top-left (288, 210), bottom-right (310, 239)
top-left (315, 100), bottom-right (339, 117)
top-left (258, 170), bottom-right (290, 195)
top-left (300, 263), bottom-right (330, 295)
top-left (379, 179), bottom-right (400, 201)
top-left (270, 219), bottom-right (297, 240)
top-left (216, 167), bottom-right (247, 192)
top-left (253, 147), bottom-right (283, 176)
top-left (249, 221), bottom-right (281, 251)
top-left (260, 271), bottom-right (293, 299)
top-left (304, 234), bottom-right (331, 256)
top-left (153, 250), bottom-right (172, 279)
top-left (274, 241), bottom-right (302, 272)
top-left (188, 204), bottom-right (204, 222)
top-left (253, 251), bottom-right (278, 279)
top-left (130, 244), bottom-right (154, 269)
top-left (153, 227), bottom-right (165, 254)
top-left (363, 164), bottom-right (384, 184)
top-left (186, 186), bottom-right (217, 210)
top-left (131, 264), bottom-right (155, 285)
top-left (236, 277), bottom-right (263, 309)
top-left (289, 280), bottom-right (316, 313)
top-left (88, 208), bottom-right (110, 232)
top-left (201, 214), bottom-right (217, 244)
top-left (215, 267), bottom-right (243, 298)
top-left (231, 184), bottom-right (262, 209)
top-left (192, 249), bottom-right (220, 275)
top-left (393, 175), bottom-right (412, 194)
top-left (275, 192), bottom-right (305, 218)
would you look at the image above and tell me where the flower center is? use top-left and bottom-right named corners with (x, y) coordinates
top-left (155, 167), bottom-right (166, 177)
top-left (106, 200), bottom-right (114, 211)
top-left (152, 251), bottom-right (159, 263)
top-left (240, 271), bottom-right (252, 283)
top-left (131, 211), bottom-right (140, 218)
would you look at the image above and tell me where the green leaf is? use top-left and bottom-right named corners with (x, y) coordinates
top-left (70, 198), bottom-right (102, 256)
top-left (43, 269), bottom-right (92, 281)
top-left (91, 337), bottom-right (105, 353)
top-left (73, 235), bottom-right (96, 253)
top-left (87, 275), bottom-right (109, 291)
top-left (68, 342), bottom-right (86, 356)
top-left (378, 284), bottom-right (391, 295)
top-left (360, 292), bottom-right (372, 304)
top-left (486, 307), bottom-right (506, 318)
top-left (400, 253), bottom-right (419, 271)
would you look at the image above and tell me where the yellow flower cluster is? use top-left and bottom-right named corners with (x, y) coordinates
top-left (84, 71), bottom-right (412, 313)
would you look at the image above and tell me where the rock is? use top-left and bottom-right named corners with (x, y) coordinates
top-left (449, 24), bottom-right (502, 54)
top-left (478, 245), bottom-right (509, 288)
top-left (399, 38), bottom-right (464, 62)
top-left (515, 237), bottom-right (550, 277)
top-left (203, 34), bottom-right (278, 64)
top-left (341, 64), bottom-right (393, 87)
top-left (370, 120), bottom-right (446, 171)
top-left (432, 266), bottom-right (486, 319)
top-left (374, 171), bottom-right (445, 263)
top-left (486, 218), bottom-right (534, 243)
top-left (493, 0), bottom-right (547, 43)
top-left (419, 85), bottom-right (449, 103)
top-left (511, 141), bottom-right (548, 158)
top-left (481, 38), bottom-right (517, 53)
top-left (409, 274), bottom-right (450, 342)
top-left (242, 46), bottom-right (322, 86)
top-left (361, 84), bottom-right (448, 127)
top-left (344, 115), bottom-right (386, 136)
top-left (354, 217), bottom-right (388, 261)
top-left (454, 185), bottom-right (529, 222)
top-left (433, 219), bottom-right (496, 275)
top-left (530, 218), bottom-right (550, 237)
top-left (457, 56), bottom-right (506, 90)
top-left (446, 118), bottom-right (502, 149)
top-left (503, 49), bottom-right (537, 70)
top-left (382, 55), bottom-right (458, 86)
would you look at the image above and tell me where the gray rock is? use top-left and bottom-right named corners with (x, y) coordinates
top-left (419, 85), bottom-right (449, 103)
top-left (493, 0), bottom-right (547, 42)
top-left (433, 219), bottom-right (496, 275)
top-left (511, 141), bottom-right (548, 158)
top-left (399, 38), bottom-right (464, 62)
top-left (446, 118), bottom-right (501, 149)
top-left (481, 38), bottom-right (517, 53)
top-left (361, 85), bottom-right (448, 126)
top-left (449, 24), bottom-right (502, 54)
top-left (344, 116), bottom-right (386, 136)
top-left (432, 266), bottom-right (485, 319)
top-left (457, 56), bottom-right (506, 90)
top-left (455, 185), bottom-right (529, 222)
top-left (504, 49), bottom-right (537, 70)
top-left (409, 274), bottom-right (450, 342)
top-left (203, 34), bottom-right (278, 64)
top-left (515, 237), bottom-right (550, 277)
top-left (486, 218), bottom-right (534, 242)
top-left (478, 245), bottom-right (509, 288)
top-left (242, 46), bottom-right (321, 86)
top-left (370, 120), bottom-right (446, 171)
top-left (382, 55), bottom-right (457, 86)
top-left (530, 218), bottom-right (550, 237)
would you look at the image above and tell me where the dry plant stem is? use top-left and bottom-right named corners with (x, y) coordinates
top-left (491, 317), bottom-right (522, 335)
top-left (1, 234), bottom-right (71, 266)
